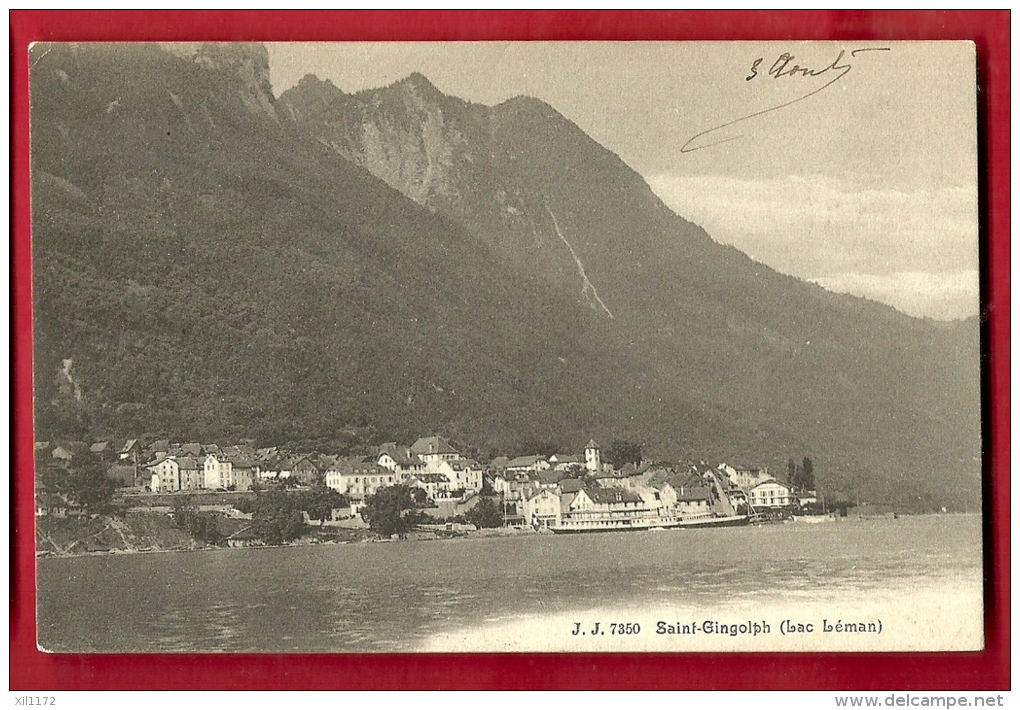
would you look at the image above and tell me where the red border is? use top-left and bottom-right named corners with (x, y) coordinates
top-left (10, 10), bottom-right (1010, 690)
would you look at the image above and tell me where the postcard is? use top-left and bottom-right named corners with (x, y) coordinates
top-left (29, 40), bottom-right (982, 654)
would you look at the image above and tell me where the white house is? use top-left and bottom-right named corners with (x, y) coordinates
top-left (433, 458), bottom-right (483, 492)
top-left (549, 454), bottom-right (584, 472)
top-left (203, 454), bottom-right (234, 490)
top-left (409, 472), bottom-right (457, 501)
top-left (675, 486), bottom-right (714, 517)
top-left (324, 458), bottom-right (396, 500)
top-left (564, 486), bottom-right (649, 522)
top-left (491, 471), bottom-right (533, 501)
top-left (411, 436), bottom-right (460, 467)
top-left (523, 488), bottom-right (562, 528)
top-left (748, 479), bottom-right (793, 509)
top-left (505, 455), bottom-right (550, 474)
top-left (651, 481), bottom-right (679, 510)
top-left (148, 456), bottom-right (180, 492)
top-left (719, 463), bottom-right (772, 491)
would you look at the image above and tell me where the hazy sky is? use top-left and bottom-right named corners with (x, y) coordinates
top-left (268, 42), bottom-right (979, 320)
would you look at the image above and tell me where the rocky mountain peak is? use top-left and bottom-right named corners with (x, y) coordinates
top-left (160, 42), bottom-right (270, 82)
top-left (395, 72), bottom-right (444, 99)
top-left (295, 73), bottom-right (343, 95)
top-left (279, 74), bottom-right (346, 121)
top-left (160, 42), bottom-right (278, 124)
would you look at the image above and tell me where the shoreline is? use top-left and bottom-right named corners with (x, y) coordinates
top-left (35, 511), bottom-right (979, 561)
top-left (34, 517), bottom-right (542, 560)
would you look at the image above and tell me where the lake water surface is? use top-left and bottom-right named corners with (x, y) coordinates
top-left (37, 514), bottom-right (983, 653)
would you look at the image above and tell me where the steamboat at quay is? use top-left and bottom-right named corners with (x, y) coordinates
top-left (549, 512), bottom-right (752, 534)
top-left (544, 464), bottom-right (755, 535)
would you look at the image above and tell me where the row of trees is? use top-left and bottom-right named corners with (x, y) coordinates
top-left (171, 486), bottom-right (350, 547)
top-left (359, 486), bottom-right (506, 537)
top-left (239, 486), bottom-right (350, 545)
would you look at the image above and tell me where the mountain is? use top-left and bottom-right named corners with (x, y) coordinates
top-left (280, 71), bottom-right (982, 508)
top-left (30, 43), bottom-right (981, 510)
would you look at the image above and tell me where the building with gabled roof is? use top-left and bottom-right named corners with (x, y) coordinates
top-left (286, 454), bottom-right (324, 487)
top-left (549, 454), bottom-right (583, 471)
top-left (411, 436), bottom-right (459, 464)
top-left (376, 443), bottom-right (426, 481)
top-left (505, 455), bottom-right (550, 473)
top-left (675, 485), bottom-right (713, 516)
top-left (748, 479), bottom-right (793, 509)
top-left (649, 480), bottom-right (679, 510)
top-left (523, 488), bottom-right (561, 528)
top-left (203, 454), bottom-right (232, 490)
top-left (487, 456), bottom-right (510, 471)
top-left (434, 458), bottom-right (483, 492)
top-left (176, 442), bottom-right (202, 457)
top-left (584, 486), bottom-right (645, 506)
top-left (718, 463), bottom-right (772, 491)
top-left (177, 456), bottom-right (205, 490)
top-left (409, 472), bottom-right (458, 501)
top-left (490, 470), bottom-right (533, 501)
top-left (324, 457), bottom-right (396, 500)
top-left (561, 485), bottom-right (660, 526)
top-left (148, 456), bottom-right (180, 492)
top-left (557, 478), bottom-right (585, 494)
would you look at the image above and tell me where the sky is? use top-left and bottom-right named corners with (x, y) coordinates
top-left (268, 42), bottom-right (979, 320)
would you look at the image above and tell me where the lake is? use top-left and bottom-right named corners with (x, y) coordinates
top-left (36, 514), bottom-right (983, 653)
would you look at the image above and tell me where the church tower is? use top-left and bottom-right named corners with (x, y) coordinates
top-left (584, 439), bottom-right (601, 473)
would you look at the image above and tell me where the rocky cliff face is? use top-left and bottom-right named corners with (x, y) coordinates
top-left (160, 42), bottom-right (279, 125)
top-left (281, 75), bottom-right (647, 317)
top-left (281, 73), bottom-right (476, 207)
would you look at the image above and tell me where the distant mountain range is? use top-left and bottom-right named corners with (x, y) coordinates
top-left (30, 43), bottom-right (981, 510)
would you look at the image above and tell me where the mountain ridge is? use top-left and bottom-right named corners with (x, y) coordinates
top-left (30, 44), bottom-right (981, 510)
top-left (281, 68), bottom-right (981, 508)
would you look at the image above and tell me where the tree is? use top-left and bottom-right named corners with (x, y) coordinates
top-left (173, 501), bottom-right (224, 545)
top-left (361, 485), bottom-right (421, 537)
top-left (232, 496), bottom-right (256, 515)
top-left (465, 498), bottom-right (503, 528)
top-left (65, 451), bottom-right (117, 513)
top-left (298, 485), bottom-right (349, 523)
top-left (564, 463), bottom-right (586, 478)
top-left (801, 457), bottom-right (815, 490)
top-left (250, 489), bottom-right (307, 545)
top-left (604, 439), bottom-right (643, 468)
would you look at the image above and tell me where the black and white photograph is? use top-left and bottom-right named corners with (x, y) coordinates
top-left (31, 41), bottom-right (982, 653)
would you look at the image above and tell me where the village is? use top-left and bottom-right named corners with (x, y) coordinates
top-left (35, 434), bottom-right (821, 542)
